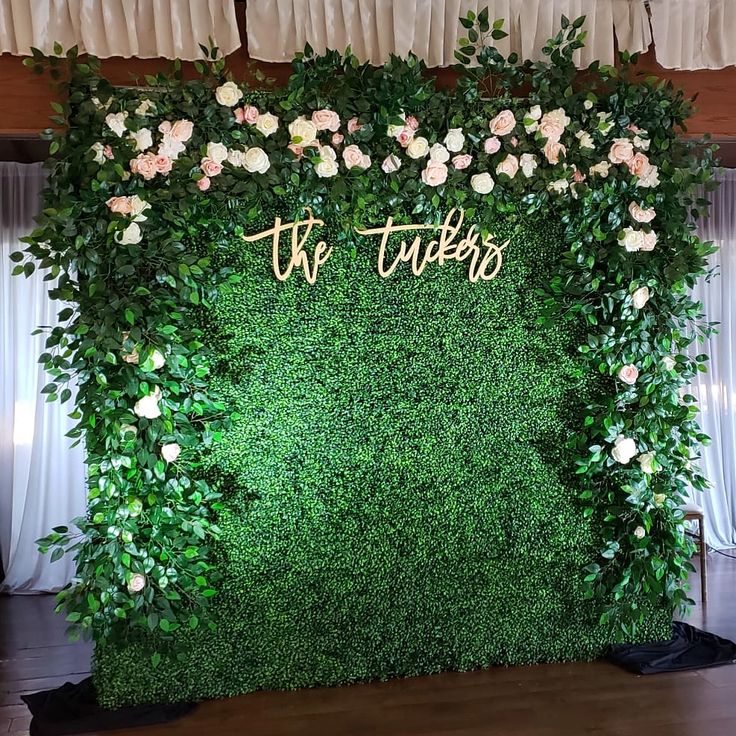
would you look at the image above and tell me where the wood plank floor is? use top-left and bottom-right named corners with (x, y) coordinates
top-left (2, 552), bottom-right (735, 736)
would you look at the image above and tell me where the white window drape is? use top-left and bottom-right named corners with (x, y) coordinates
top-left (0, 162), bottom-right (86, 592)
top-left (0, 0), bottom-right (241, 59)
top-left (690, 170), bottom-right (736, 549)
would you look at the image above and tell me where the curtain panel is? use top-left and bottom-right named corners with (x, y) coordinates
top-left (0, 0), bottom-right (240, 59)
top-left (0, 162), bottom-right (86, 592)
top-left (245, 0), bottom-right (651, 68)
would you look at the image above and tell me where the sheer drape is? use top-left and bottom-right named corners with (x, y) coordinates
top-left (0, 162), bottom-right (86, 592)
top-left (690, 170), bottom-right (736, 549)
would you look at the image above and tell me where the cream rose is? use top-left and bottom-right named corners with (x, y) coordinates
top-left (133, 386), bottom-right (162, 419)
top-left (200, 157), bottom-right (223, 177)
top-left (548, 179), bottom-right (570, 194)
top-left (575, 130), bottom-right (595, 150)
top-left (381, 154), bottom-right (401, 173)
top-left (215, 81), bottom-right (243, 107)
top-left (452, 154), bottom-right (472, 170)
top-left (150, 349), bottom-right (165, 370)
top-left (496, 154), bottom-right (519, 179)
top-left (129, 127), bottom-right (152, 152)
top-left (618, 364), bottom-right (639, 385)
top-left (115, 222), bottom-right (142, 245)
top-left (662, 356), bottom-right (676, 371)
top-left (584, 99), bottom-right (594, 111)
top-left (255, 112), bottom-right (279, 137)
top-left (632, 286), bottom-right (650, 309)
top-left (120, 423), bottom-right (138, 437)
top-left (243, 147), bottom-right (270, 174)
top-left (621, 227), bottom-right (645, 252)
top-left (489, 109), bottom-right (516, 136)
top-left (608, 138), bottom-right (635, 164)
top-left (315, 146), bottom-right (339, 178)
top-left (639, 231), bottom-right (658, 252)
top-left (206, 141), bottom-right (228, 165)
top-left (629, 202), bottom-right (656, 223)
top-left (444, 128), bottom-right (465, 152)
top-left (161, 442), bottom-right (181, 463)
top-left (543, 140), bottom-right (566, 165)
top-left (289, 116), bottom-right (318, 146)
top-left (612, 435), bottom-right (638, 465)
top-left (589, 161), bottom-right (611, 178)
top-left (633, 134), bottom-right (650, 151)
top-left (127, 573), bottom-right (146, 593)
top-left (421, 159), bottom-right (448, 187)
top-left (406, 136), bottom-right (430, 159)
top-left (471, 172), bottom-right (494, 194)
top-left (633, 526), bottom-right (646, 540)
top-left (529, 104), bottom-right (542, 121)
top-left (638, 452), bottom-right (655, 474)
top-left (520, 153), bottom-right (538, 178)
top-left (429, 143), bottom-right (450, 163)
top-left (105, 111), bottom-right (128, 137)
top-left (227, 149), bottom-right (247, 168)
top-left (135, 99), bottom-right (155, 116)
top-left (312, 109), bottom-right (340, 132)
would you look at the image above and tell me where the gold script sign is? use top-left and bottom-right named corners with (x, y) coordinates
top-left (241, 207), bottom-right (509, 284)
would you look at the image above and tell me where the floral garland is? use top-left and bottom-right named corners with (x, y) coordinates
top-left (17, 13), bottom-right (716, 651)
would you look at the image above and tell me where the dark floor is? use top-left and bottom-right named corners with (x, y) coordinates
top-left (1, 553), bottom-right (735, 736)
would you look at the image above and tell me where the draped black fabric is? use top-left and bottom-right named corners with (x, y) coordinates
top-left (22, 677), bottom-right (196, 736)
top-left (608, 622), bottom-right (736, 674)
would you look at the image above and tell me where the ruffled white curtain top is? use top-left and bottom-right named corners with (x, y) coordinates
top-left (0, 0), bottom-right (240, 59)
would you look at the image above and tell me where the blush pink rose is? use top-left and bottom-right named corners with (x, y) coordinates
top-left (347, 117), bottom-right (362, 134)
top-left (197, 176), bottom-right (211, 191)
top-left (628, 152), bottom-right (652, 177)
top-left (573, 168), bottom-right (586, 183)
top-left (618, 364), bottom-right (639, 385)
top-left (103, 145), bottom-right (114, 159)
top-left (538, 119), bottom-right (564, 142)
top-left (629, 201), bottom-right (656, 223)
top-left (452, 154), bottom-right (472, 170)
top-left (158, 121), bottom-right (172, 135)
top-left (234, 107), bottom-right (245, 124)
top-left (609, 138), bottom-right (635, 164)
top-left (287, 143), bottom-right (304, 159)
top-left (484, 137), bottom-right (501, 154)
top-left (496, 154), bottom-right (519, 178)
top-left (405, 115), bottom-right (419, 131)
top-left (627, 124), bottom-right (642, 134)
top-left (396, 127), bottom-right (414, 147)
top-left (106, 196), bottom-right (134, 215)
top-left (332, 132), bottom-right (344, 146)
top-left (311, 109), bottom-right (340, 132)
top-left (342, 144), bottom-right (368, 169)
top-left (130, 153), bottom-right (157, 180)
top-left (170, 120), bottom-right (193, 142)
top-left (543, 140), bottom-right (566, 165)
top-left (200, 157), bottom-right (223, 177)
top-left (154, 154), bottom-right (173, 174)
top-left (243, 105), bottom-right (260, 125)
top-left (421, 159), bottom-right (448, 187)
top-left (489, 109), bottom-right (516, 136)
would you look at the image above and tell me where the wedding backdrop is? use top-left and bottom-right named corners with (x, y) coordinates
top-left (4, 8), bottom-right (727, 711)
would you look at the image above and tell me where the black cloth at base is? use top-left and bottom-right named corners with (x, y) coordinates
top-left (22, 677), bottom-right (197, 736)
top-left (608, 621), bottom-right (736, 674)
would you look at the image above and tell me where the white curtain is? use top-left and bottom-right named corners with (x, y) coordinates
top-left (0, 162), bottom-right (86, 592)
top-left (0, 0), bottom-right (241, 59)
top-left (245, 0), bottom-right (651, 68)
top-left (690, 169), bottom-right (736, 549)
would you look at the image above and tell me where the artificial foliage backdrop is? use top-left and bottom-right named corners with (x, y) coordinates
top-left (13, 9), bottom-right (717, 707)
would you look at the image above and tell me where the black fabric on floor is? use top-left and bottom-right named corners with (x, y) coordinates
top-left (608, 621), bottom-right (736, 674)
top-left (22, 677), bottom-right (197, 736)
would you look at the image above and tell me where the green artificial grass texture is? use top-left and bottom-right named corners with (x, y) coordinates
top-left (93, 212), bottom-right (671, 706)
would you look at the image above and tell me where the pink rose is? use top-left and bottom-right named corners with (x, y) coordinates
top-left (618, 364), bottom-right (639, 385)
top-left (103, 145), bottom-right (114, 159)
top-left (484, 137), bottom-right (501, 154)
top-left (629, 202), bottom-right (656, 223)
top-left (332, 132), bottom-right (344, 146)
top-left (106, 196), bottom-right (134, 215)
top-left (543, 140), bottom-right (566, 164)
top-left (170, 120), bottom-right (194, 142)
top-left (538, 119), bottom-right (564, 142)
top-left (510, 136), bottom-right (519, 147)
top-left (421, 159), bottom-right (448, 187)
top-left (311, 109), bottom-right (340, 132)
top-left (287, 143), bottom-right (304, 159)
top-left (496, 154), bottom-right (519, 178)
top-left (405, 115), bottom-right (419, 131)
top-left (381, 154), bottom-right (401, 173)
top-left (342, 144), bottom-right (369, 169)
top-left (347, 117), bottom-right (362, 134)
top-left (234, 107), bottom-right (245, 124)
top-left (573, 168), bottom-right (586, 183)
top-left (158, 121), bottom-right (172, 135)
top-left (628, 152), bottom-right (652, 177)
top-left (640, 231), bottom-right (658, 251)
top-left (130, 153), bottom-right (157, 180)
top-left (200, 157), bottom-right (223, 177)
top-left (197, 176), bottom-right (211, 191)
top-left (154, 154), bottom-right (173, 174)
top-left (452, 154), bottom-right (472, 170)
top-left (243, 105), bottom-right (259, 125)
top-left (489, 109), bottom-right (516, 136)
top-left (628, 124), bottom-right (642, 134)
top-left (609, 138), bottom-right (635, 164)
top-left (396, 127), bottom-right (414, 148)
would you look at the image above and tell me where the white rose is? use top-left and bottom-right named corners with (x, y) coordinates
top-left (662, 356), bottom-right (676, 371)
top-left (127, 573), bottom-right (146, 593)
top-left (636, 165), bottom-right (660, 189)
top-left (547, 179), bottom-right (570, 194)
top-left (226, 148), bottom-right (247, 168)
top-left (638, 452), bottom-right (656, 474)
top-left (597, 111), bottom-right (614, 136)
top-left (133, 387), bottom-right (162, 419)
top-left (315, 148), bottom-right (339, 178)
top-left (633, 134), bottom-right (650, 151)
top-left (120, 423), bottom-right (138, 437)
top-left (633, 526), bottom-right (646, 540)
top-left (105, 112), bottom-right (128, 137)
top-left (255, 112), bottom-right (279, 137)
top-left (406, 136), bottom-right (430, 159)
top-left (135, 99), bottom-right (155, 117)
top-left (215, 81), bottom-right (243, 107)
top-left (444, 128), bottom-right (465, 153)
top-left (158, 135), bottom-right (186, 160)
top-left (519, 153), bottom-right (538, 178)
top-left (243, 147), bottom-right (270, 174)
top-left (575, 130), bottom-right (595, 150)
top-left (612, 435), bottom-right (638, 465)
top-left (584, 100), bottom-right (594, 110)
top-left (589, 161), bottom-right (611, 178)
top-left (161, 442), bottom-right (181, 463)
top-left (381, 154), bottom-right (401, 173)
top-left (529, 105), bottom-right (542, 121)
top-left (524, 120), bottom-right (539, 135)
top-left (429, 143), bottom-right (450, 163)
top-left (115, 222), bottom-right (142, 245)
top-left (632, 286), bottom-right (650, 309)
top-left (621, 227), bottom-right (645, 252)
top-left (288, 116), bottom-right (318, 145)
top-left (629, 202), bottom-right (656, 223)
top-left (129, 195), bottom-right (151, 222)
top-left (150, 349), bottom-right (165, 370)
top-left (91, 142), bottom-right (105, 165)
top-left (129, 127), bottom-right (153, 152)
top-left (206, 141), bottom-right (228, 165)
top-left (471, 172), bottom-right (495, 195)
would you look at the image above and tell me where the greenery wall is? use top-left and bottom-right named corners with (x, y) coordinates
top-left (13, 10), bottom-right (716, 707)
